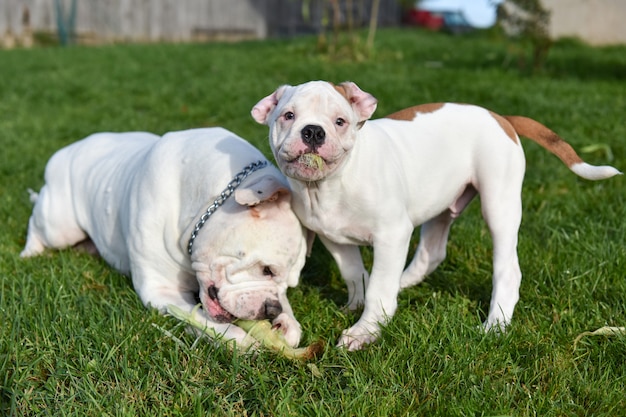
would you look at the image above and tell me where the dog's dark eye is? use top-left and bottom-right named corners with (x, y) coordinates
top-left (284, 111), bottom-right (295, 120)
top-left (262, 266), bottom-right (275, 277)
top-left (335, 117), bottom-right (345, 126)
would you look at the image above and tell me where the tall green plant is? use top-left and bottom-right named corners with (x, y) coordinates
top-left (304, 0), bottom-right (381, 60)
top-left (498, 0), bottom-right (552, 71)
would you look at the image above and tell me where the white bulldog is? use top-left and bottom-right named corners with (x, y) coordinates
top-left (21, 128), bottom-right (308, 348)
top-left (252, 80), bottom-right (621, 350)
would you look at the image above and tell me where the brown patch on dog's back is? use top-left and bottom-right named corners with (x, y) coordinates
top-left (385, 103), bottom-right (445, 121)
top-left (489, 111), bottom-right (519, 144)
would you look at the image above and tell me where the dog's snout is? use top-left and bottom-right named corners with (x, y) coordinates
top-left (207, 285), bottom-right (218, 301)
top-left (262, 299), bottom-right (282, 320)
top-left (301, 124), bottom-right (325, 148)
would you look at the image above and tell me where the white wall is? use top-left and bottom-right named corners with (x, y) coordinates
top-left (542, 0), bottom-right (626, 45)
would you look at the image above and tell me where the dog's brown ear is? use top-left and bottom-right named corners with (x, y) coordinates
top-left (251, 85), bottom-right (289, 124)
top-left (234, 175), bottom-right (291, 207)
top-left (337, 81), bottom-right (378, 122)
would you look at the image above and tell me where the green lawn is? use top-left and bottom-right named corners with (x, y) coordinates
top-left (1, 28), bottom-right (625, 416)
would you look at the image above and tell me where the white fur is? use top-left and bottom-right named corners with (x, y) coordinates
top-left (252, 80), bottom-right (620, 350)
top-left (570, 162), bottom-right (622, 180)
top-left (22, 128), bottom-right (308, 348)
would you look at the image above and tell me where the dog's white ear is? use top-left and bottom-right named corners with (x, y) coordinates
top-left (234, 176), bottom-right (291, 207)
top-left (337, 81), bottom-right (378, 122)
top-left (251, 85), bottom-right (289, 125)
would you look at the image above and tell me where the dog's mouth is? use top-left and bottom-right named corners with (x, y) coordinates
top-left (203, 284), bottom-right (235, 323)
top-left (282, 152), bottom-right (335, 181)
top-left (295, 153), bottom-right (326, 170)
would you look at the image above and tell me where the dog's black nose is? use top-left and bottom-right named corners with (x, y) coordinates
top-left (301, 124), bottom-right (325, 148)
top-left (208, 285), bottom-right (218, 301)
top-left (262, 299), bottom-right (283, 320)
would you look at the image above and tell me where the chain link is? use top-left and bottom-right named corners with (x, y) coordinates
top-left (187, 160), bottom-right (268, 255)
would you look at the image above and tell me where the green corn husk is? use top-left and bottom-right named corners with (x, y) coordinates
top-left (298, 153), bottom-right (325, 170)
top-left (167, 304), bottom-right (323, 360)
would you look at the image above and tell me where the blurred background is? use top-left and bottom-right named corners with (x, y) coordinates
top-left (1, 0), bottom-right (625, 48)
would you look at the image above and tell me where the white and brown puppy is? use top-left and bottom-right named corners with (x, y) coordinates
top-left (252, 80), bottom-right (621, 350)
top-left (21, 128), bottom-right (307, 348)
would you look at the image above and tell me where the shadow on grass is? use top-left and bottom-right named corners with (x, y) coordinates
top-left (545, 41), bottom-right (626, 82)
top-left (299, 239), bottom-right (349, 308)
top-left (300, 231), bottom-right (495, 325)
top-left (415, 32), bottom-right (626, 82)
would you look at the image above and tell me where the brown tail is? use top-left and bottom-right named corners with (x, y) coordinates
top-left (504, 116), bottom-right (584, 167)
top-left (504, 115), bottom-right (621, 180)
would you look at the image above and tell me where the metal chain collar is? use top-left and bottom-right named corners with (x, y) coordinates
top-left (187, 160), bottom-right (268, 255)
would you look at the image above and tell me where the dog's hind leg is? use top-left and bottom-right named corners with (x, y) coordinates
top-left (401, 185), bottom-right (478, 289)
top-left (20, 215), bottom-right (47, 258)
top-left (21, 185), bottom-right (87, 257)
top-left (400, 210), bottom-right (455, 289)
top-left (480, 181), bottom-right (523, 331)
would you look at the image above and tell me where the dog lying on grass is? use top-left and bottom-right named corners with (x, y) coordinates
top-left (21, 128), bottom-right (308, 349)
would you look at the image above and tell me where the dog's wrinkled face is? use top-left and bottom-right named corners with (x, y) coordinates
top-left (252, 81), bottom-right (378, 181)
top-left (190, 176), bottom-right (306, 323)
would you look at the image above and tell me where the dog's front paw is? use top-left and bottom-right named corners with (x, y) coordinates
top-left (481, 318), bottom-right (508, 334)
top-left (272, 313), bottom-right (302, 347)
top-left (337, 322), bottom-right (380, 351)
